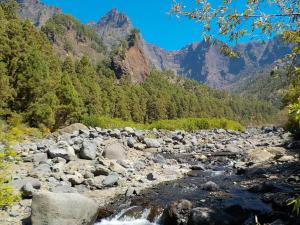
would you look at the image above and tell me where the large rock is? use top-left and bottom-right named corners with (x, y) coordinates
top-left (48, 141), bottom-right (76, 161)
top-left (144, 138), bottom-right (161, 148)
top-left (56, 123), bottom-right (89, 135)
top-left (103, 143), bottom-right (126, 160)
top-left (31, 192), bottom-right (98, 225)
top-left (247, 148), bottom-right (275, 163)
top-left (80, 140), bottom-right (97, 160)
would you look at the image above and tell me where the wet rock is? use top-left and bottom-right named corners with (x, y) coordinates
top-left (103, 172), bottom-right (119, 187)
top-left (31, 192), bottom-right (98, 225)
top-left (190, 164), bottom-right (205, 171)
top-left (48, 141), bottom-right (76, 161)
top-left (244, 167), bottom-right (267, 177)
top-left (189, 207), bottom-right (243, 225)
top-left (202, 181), bottom-right (219, 191)
top-left (248, 182), bottom-right (283, 193)
top-left (104, 143), bottom-right (126, 160)
top-left (144, 138), bottom-right (161, 148)
top-left (161, 199), bottom-right (193, 225)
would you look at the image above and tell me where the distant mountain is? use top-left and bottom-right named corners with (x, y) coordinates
top-left (90, 9), bottom-right (292, 89)
top-left (12, 0), bottom-right (293, 90)
top-left (145, 38), bottom-right (292, 89)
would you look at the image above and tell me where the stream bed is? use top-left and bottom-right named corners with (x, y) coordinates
top-left (96, 151), bottom-right (300, 225)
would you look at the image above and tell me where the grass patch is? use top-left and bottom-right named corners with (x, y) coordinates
top-left (82, 116), bottom-right (244, 132)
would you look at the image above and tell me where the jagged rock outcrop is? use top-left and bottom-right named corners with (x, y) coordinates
top-left (89, 8), bottom-right (133, 48)
top-left (15, 0), bottom-right (60, 27)
top-left (111, 31), bottom-right (151, 83)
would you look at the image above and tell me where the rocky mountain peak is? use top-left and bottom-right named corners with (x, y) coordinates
top-left (97, 8), bottom-right (132, 28)
top-left (12, 0), bottom-right (60, 27)
top-left (90, 8), bottom-right (133, 47)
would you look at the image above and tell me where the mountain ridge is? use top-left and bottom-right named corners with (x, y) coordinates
top-left (10, 0), bottom-right (293, 90)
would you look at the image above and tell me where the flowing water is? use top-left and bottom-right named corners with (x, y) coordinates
top-left (95, 207), bottom-right (161, 225)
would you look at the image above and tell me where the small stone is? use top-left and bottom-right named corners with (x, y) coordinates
top-left (93, 165), bottom-right (110, 176)
top-left (103, 172), bottom-right (119, 187)
top-left (146, 173), bottom-right (157, 181)
top-left (21, 182), bottom-right (36, 198)
top-left (68, 172), bottom-right (84, 186)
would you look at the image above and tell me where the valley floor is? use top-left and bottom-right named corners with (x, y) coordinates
top-left (0, 125), bottom-right (299, 225)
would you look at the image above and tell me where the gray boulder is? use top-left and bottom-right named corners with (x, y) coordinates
top-left (9, 178), bottom-right (41, 191)
top-left (31, 192), bottom-right (98, 225)
top-left (102, 172), bottom-right (119, 187)
top-left (127, 137), bottom-right (136, 148)
top-left (80, 140), bottom-right (97, 160)
top-left (103, 143), bottom-right (126, 160)
top-left (144, 138), bottom-right (161, 148)
top-left (48, 141), bottom-right (76, 161)
top-left (21, 183), bottom-right (37, 198)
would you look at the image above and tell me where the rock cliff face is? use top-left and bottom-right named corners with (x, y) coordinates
top-left (15, 0), bottom-right (60, 27)
top-left (111, 32), bottom-right (151, 83)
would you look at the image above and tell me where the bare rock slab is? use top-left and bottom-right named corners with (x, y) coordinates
top-left (31, 192), bottom-right (98, 225)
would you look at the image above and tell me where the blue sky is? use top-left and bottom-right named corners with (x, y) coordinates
top-left (42, 0), bottom-right (277, 50)
top-left (42, 0), bottom-right (218, 50)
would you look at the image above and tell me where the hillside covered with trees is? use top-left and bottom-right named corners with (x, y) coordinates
top-left (0, 1), bottom-right (278, 131)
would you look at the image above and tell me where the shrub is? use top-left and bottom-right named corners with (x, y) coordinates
top-left (82, 115), bottom-right (244, 131)
top-left (0, 147), bottom-right (20, 209)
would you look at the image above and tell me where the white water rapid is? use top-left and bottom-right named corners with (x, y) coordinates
top-left (95, 207), bottom-right (161, 225)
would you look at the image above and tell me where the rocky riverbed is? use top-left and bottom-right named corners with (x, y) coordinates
top-left (0, 124), bottom-right (299, 225)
